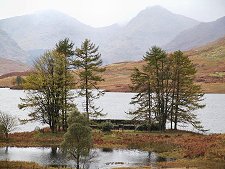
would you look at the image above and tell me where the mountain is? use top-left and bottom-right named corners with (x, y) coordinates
top-left (100, 6), bottom-right (199, 63)
top-left (0, 7), bottom-right (200, 64)
top-left (0, 10), bottom-right (94, 50)
top-left (165, 16), bottom-right (225, 51)
top-left (0, 58), bottom-right (29, 75)
top-left (0, 28), bottom-right (28, 62)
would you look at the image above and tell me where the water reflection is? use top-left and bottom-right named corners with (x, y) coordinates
top-left (1, 88), bottom-right (225, 133)
top-left (50, 147), bottom-right (57, 157)
top-left (0, 147), bottom-right (173, 169)
top-left (4, 146), bottom-right (8, 154)
top-left (102, 147), bottom-right (113, 152)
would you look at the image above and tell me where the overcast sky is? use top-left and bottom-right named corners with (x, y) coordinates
top-left (0, 0), bottom-right (225, 27)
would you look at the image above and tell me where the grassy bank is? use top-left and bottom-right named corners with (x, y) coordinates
top-left (0, 160), bottom-right (69, 169)
top-left (1, 130), bottom-right (225, 169)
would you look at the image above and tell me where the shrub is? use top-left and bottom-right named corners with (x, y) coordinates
top-left (123, 125), bottom-right (135, 130)
top-left (150, 123), bottom-right (160, 131)
top-left (136, 124), bottom-right (150, 131)
top-left (101, 122), bottom-right (113, 132)
top-left (136, 123), bottom-right (160, 131)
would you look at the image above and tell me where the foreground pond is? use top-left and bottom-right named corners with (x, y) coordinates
top-left (0, 88), bottom-right (225, 133)
top-left (0, 147), bottom-right (172, 168)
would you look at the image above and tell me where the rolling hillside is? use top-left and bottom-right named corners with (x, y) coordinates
top-left (165, 16), bottom-right (225, 51)
top-left (97, 36), bottom-right (225, 93)
top-left (0, 28), bottom-right (28, 62)
top-left (1, 36), bottom-right (225, 93)
top-left (0, 58), bottom-right (29, 75)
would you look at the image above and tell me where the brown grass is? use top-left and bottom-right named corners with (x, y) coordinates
top-left (1, 37), bottom-right (225, 93)
top-left (1, 130), bottom-right (225, 160)
top-left (0, 160), bottom-right (68, 169)
top-left (1, 130), bottom-right (225, 169)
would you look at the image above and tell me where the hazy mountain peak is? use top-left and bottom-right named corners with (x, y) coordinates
top-left (33, 9), bottom-right (65, 15)
top-left (137, 5), bottom-right (172, 18)
top-left (216, 15), bottom-right (225, 23)
top-left (146, 5), bottom-right (171, 12)
top-left (1, 6), bottom-right (225, 67)
top-left (0, 9), bottom-right (93, 50)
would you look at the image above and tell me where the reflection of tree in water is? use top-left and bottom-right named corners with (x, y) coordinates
top-left (48, 147), bottom-right (67, 168)
top-left (50, 147), bottom-right (57, 157)
top-left (102, 148), bottom-right (113, 152)
top-left (146, 151), bottom-right (172, 166)
top-left (5, 146), bottom-right (8, 154)
top-left (80, 150), bottom-right (98, 169)
top-left (147, 152), bottom-right (152, 163)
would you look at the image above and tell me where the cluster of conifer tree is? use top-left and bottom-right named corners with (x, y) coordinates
top-left (18, 38), bottom-right (205, 133)
top-left (129, 46), bottom-right (205, 131)
top-left (19, 38), bottom-right (104, 132)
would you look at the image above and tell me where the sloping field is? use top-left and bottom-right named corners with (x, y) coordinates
top-left (1, 36), bottom-right (225, 93)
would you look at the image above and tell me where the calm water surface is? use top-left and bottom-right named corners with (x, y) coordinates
top-left (0, 88), bottom-right (225, 133)
top-left (0, 147), bottom-right (170, 168)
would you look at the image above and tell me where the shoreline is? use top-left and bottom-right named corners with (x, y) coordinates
top-left (1, 86), bottom-right (225, 94)
top-left (0, 130), bottom-right (225, 169)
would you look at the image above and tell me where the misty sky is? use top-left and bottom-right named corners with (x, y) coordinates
top-left (0, 0), bottom-right (225, 27)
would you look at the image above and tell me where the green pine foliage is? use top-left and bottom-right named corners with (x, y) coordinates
top-left (169, 50), bottom-right (205, 130)
top-left (129, 47), bottom-right (205, 131)
top-left (73, 39), bottom-right (106, 120)
top-left (55, 38), bottom-right (75, 131)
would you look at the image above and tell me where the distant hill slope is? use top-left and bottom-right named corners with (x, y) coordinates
top-left (99, 37), bottom-right (225, 93)
top-left (0, 58), bottom-right (29, 75)
top-left (1, 36), bottom-right (225, 93)
top-left (0, 29), bottom-right (28, 62)
top-left (99, 36), bottom-right (225, 93)
top-left (186, 36), bottom-right (225, 79)
top-left (165, 16), bottom-right (225, 51)
top-left (0, 6), bottom-right (199, 64)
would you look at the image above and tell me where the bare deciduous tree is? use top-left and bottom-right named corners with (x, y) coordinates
top-left (0, 111), bottom-right (17, 138)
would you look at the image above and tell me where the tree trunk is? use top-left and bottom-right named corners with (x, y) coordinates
top-left (86, 86), bottom-right (89, 120)
top-left (5, 132), bottom-right (8, 139)
top-left (76, 155), bottom-right (80, 169)
top-left (174, 106), bottom-right (178, 130)
top-left (85, 52), bottom-right (89, 121)
top-left (147, 83), bottom-right (151, 128)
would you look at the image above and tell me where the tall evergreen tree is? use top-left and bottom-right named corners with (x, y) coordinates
top-left (72, 39), bottom-right (105, 120)
top-left (143, 47), bottom-right (172, 131)
top-left (169, 51), bottom-right (205, 130)
top-left (129, 47), bottom-right (205, 132)
top-left (55, 38), bottom-right (74, 131)
top-left (129, 67), bottom-right (154, 126)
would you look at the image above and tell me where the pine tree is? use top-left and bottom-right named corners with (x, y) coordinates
top-left (129, 67), bottom-right (154, 127)
top-left (72, 39), bottom-right (105, 120)
top-left (169, 51), bottom-right (205, 130)
top-left (55, 38), bottom-right (74, 131)
top-left (129, 47), bottom-right (205, 132)
top-left (143, 46), bottom-right (172, 131)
